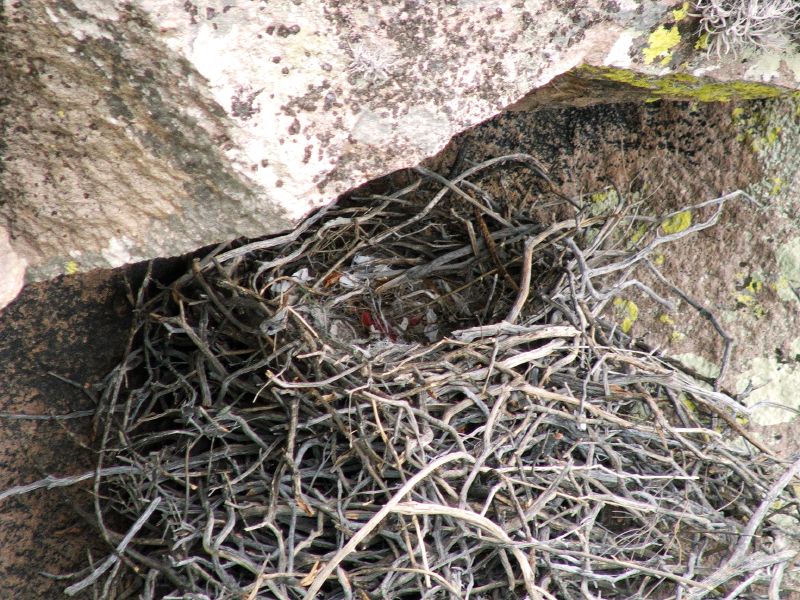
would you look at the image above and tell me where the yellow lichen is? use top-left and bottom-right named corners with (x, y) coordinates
top-left (587, 189), bottom-right (620, 217)
top-left (65, 260), bottom-right (79, 275)
top-left (765, 127), bottom-right (782, 145)
top-left (735, 275), bottom-right (767, 315)
top-left (577, 65), bottom-right (787, 103)
top-left (628, 223), bottom-right (649, 247)
top-left (694, 32), bottom-right (709, 50)
top-left (746, 277), bottom-right (763, 294)
top-left (773, 275), bottom-right (796, 302)
top-left (658, 313), bottom-right (675, 326)
top-left (614, 298), bottom-right (639, 334)
top-left (735, 293), bottom-right (756, 306)
top-left (590, 191), bottom-right (606, 202)
top-left (661, 210), bottom-right (692, 234)
top-left (653, 253), bottom-right (665, 266)
top-left (733, 108), bottom-right (788, 156)
top-left (734, 291), bottom-right (766, 318)
top-left (672, 2), bottom-right (690, 22)
top-left (643, 25), bottom-right (681, 66)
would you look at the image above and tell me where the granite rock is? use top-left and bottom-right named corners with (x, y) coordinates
top-left (2, 0), bottom-right (800, 309)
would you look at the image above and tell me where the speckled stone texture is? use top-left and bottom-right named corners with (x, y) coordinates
top-left (0, 257), bottom-right (194, 598)
top-left (4, 0), bottom-right (800, 310)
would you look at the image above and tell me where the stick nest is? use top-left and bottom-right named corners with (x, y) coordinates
top-left (79, 155), bottom-right (800, 599)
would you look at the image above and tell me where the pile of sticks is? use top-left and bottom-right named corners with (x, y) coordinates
top-left (38, 155), bottom-right (800, 598)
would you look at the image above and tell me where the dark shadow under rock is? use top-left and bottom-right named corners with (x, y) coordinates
top-left (0, 258), bottom-right (193, 598)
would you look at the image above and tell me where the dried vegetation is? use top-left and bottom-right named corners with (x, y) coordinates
top-left (3, 155), bottom-right (800, 599)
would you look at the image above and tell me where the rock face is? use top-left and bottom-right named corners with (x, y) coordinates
top-left (0, 226), bottom-right (26, 309)
top-left (2, 0), bottom-right (800, 309)
top-left (0, 257), bottom-right (193, 599)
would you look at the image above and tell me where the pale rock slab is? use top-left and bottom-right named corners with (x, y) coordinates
top-left (0, 226), bottom-right (27, 310)
top-left (2, 0), bottom-right (800, 310)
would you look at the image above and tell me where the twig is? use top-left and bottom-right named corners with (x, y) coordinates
top-left (65, 496), bottom-right (162, 595)
top-left (690, 455), bottom-right (800, 598)
top-left (506, 237), bottom-right (537, 324)
top-left (16, 164), bottom-right (795, 599)
top-left (302, 452), bottom-right (473, 599)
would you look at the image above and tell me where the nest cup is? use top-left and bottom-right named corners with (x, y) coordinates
top-left (62, 155), bottom-right (800, 599)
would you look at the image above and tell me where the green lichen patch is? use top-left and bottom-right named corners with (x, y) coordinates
top-left (661, 210), bottom-right (692, 234)
top-left (731, 97), bottom-right (800, 218)
top-left (777, 236), bottom-right (800, 289)
top-left (587, 188), bottom-right (621, 217)
top-left (613, 297), bottom-right (639, 333)
top-left (577, 65), bottom-right (789, 103)
top-left (673, 352), bottom-right (721, 380)
top-left (737, 355), bottom-right (800, 426)
top-left (772, 275), bottom-right (798, 302)
top-left (643, 25), bottom-right (682, 66)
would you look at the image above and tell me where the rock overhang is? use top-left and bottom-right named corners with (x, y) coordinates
top-left (1, 0), bottom-right (799, 310)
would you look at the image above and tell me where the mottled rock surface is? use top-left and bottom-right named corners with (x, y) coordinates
top-left (0, 256), bottom-right (195, 599)
top-left (3, 0), bottom-right (800, 309)
top-left (0, 269), bottom-right (130, 599)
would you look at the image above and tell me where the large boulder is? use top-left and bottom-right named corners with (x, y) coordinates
top-left (2, 0), bottom-right (800, 309)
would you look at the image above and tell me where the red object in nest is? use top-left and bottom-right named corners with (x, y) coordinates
top-left (359, 310), bottom-right (374, 329)
top-left (360, 310), bottom-right (397, 341)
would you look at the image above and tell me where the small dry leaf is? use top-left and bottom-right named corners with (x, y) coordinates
top-left (299, 561), bottom-right (322, 587)
top-left (296, 496), bottom-right (315, 517)
top-left (323, 271), bottom-right (342, 287)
